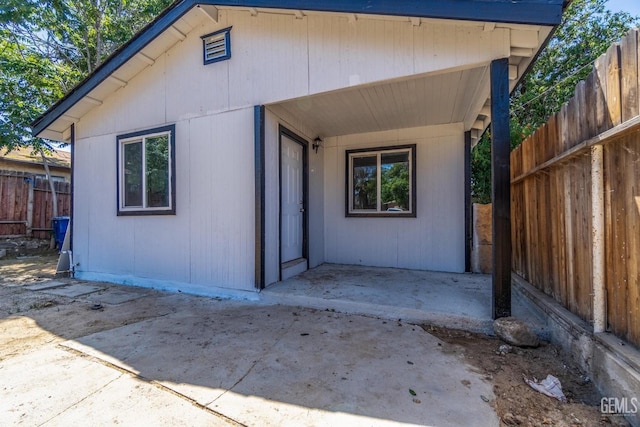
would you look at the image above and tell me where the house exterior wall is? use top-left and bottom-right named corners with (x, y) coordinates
top-left (323, 123), bottom-right (465, 272)
top-left (74, 107), bottom-right (256, 295)
top-left (71, 9), bottom-right (502, 293)
top-left (76, 9), bottom-right (511, 141)
top-left (264, 108), bottom-right (325, 287)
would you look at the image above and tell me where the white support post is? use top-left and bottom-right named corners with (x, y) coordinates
top-left (591, 145), bottom-right (606, 333)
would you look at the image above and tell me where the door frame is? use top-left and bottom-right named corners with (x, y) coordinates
top-left (278, 125), bottom-right (309, 280)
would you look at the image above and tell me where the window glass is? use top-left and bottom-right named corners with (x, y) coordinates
top-left (346, 145), bottom-right (415, 217)
top-left (381, 152), bottom-right (410, 212)
top-left (123, 141), bottom-right (143, 207)
top-left (145, 135), bottom-right (169, 208)
top-left (352, 155), bottom-right (377, 210)
top-left (117, 124), bottom-right (175, 215)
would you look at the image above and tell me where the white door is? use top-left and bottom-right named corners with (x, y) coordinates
top-left (281, 135), bottom-right (304, 263)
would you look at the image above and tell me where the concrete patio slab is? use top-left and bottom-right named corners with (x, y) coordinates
top-left (92, 289), bottom-right (146, 305)
top-left (0, 347), bottom-right (122, 426)
top-left (39, 373), bottom-right (237, 426)
top-left (24, 280), bottom-right (68, 291)
top-left (42, 283), bottom-right (104, 298)
top-left (0, 346), bottom-right (235, 426)
top-left (63, 301), bottom-right (498, 426)
top-left (261, 264), bottom-right (494, 333)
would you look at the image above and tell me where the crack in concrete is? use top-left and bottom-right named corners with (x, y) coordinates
top-left (59, 344), bottom-right (246, 426)
top-left (206, 314), bottom-right (298, 406)
top-left (37, 373), bottom-right (124, 427)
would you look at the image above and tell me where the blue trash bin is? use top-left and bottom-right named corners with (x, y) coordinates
top-left (52, 216), bottom-right (70, 251)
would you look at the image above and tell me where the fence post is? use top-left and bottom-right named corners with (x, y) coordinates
top-left (26, 179), bottom-right (34, 237)
top-left (592, 145), bottom-right (606, 333)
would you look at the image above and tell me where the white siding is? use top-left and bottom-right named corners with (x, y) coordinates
top-left (187, 109), bottom-right (255, 291)
top-left (71, 9), bottom-right (499, 292)
top-left (78, 10), bottom-right (511, 141)
top-left (323, 124), bottom-right (465, 272)
top-left (74, 108), bottom-right (255, 294)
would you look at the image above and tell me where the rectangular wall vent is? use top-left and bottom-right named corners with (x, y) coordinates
top-left (201, 27), bottom-right (231, 65)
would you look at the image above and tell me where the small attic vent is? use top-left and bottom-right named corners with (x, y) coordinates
top-left (201, 27), bottom-right (231, 65)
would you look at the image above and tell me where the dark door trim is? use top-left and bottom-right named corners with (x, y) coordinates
top-left (278, 125), bottom-right (309, 281)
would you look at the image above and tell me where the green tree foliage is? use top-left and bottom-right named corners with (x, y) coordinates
top-left (381, 163), bottom-right (410, 210)
top-left (0, 0), bottom-right (172, 152)
top-left (471, 0), bottom-right (639, 203)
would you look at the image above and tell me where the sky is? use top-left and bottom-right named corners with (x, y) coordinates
top-left (606, 0), bottom-right (640, 17)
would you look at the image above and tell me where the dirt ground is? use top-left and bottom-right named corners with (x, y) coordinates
top-left (424, 326), bottom-right (629, 427)
top-left (0, 256), bottom-right (630, 427)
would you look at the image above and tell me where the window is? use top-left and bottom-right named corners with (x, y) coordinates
top-left (117, 125), bottom-right (175, 215)
top-left (346, 144), bottom-right (416, 217)
top-left (201, 27), bottom-right (232, 65)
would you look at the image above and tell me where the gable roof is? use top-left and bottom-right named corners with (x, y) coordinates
top-left (31, 0), bottom-right (566, 139)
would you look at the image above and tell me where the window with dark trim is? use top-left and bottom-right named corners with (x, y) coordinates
top-left (117, 124), bottom-right (176, 216)
top-left (346, 144), bottom-right (416, 217)
top-left (201, 26), bottom-right (232, 65)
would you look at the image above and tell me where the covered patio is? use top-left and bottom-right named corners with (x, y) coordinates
top-left (260, 264), bottom-right (544, 334)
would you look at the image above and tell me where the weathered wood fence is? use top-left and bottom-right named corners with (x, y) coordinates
top-left (511, 29), bottom-right (640, 347)
top-left (0, 171), bottom-right (71, 239)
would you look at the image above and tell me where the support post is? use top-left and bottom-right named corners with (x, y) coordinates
top-left (490, 58), bottom-right (512, 319)
top-left (464, 131), bottom-right (472, 272)
top-left (70, 123), bottom-right (75, 252)
top-left (254, 105), bottom-right (266, 290)
top-left (591, 145), bottom-right (606, 332)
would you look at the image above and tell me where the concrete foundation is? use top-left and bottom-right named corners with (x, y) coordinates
top-left (513, 274), bottom-right (640, 427)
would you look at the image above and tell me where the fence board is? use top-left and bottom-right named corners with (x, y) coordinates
top-left (621, 31), bottom-right (639, 121)
top-left (511, 28), bottom-right (640, 347)
top-left (0, 173), bottom-right (71, 239)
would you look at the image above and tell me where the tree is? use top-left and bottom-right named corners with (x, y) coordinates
top-left (1, 0), bottom-right (171, 245)
top-left (510, 0), bottom-right (638, 132)
top-left (471, 0), bottom-right (639, 203)
top-left (0, 0), bottom-right (172, 153)
top-left (381, 163), bottom-right (410, 210)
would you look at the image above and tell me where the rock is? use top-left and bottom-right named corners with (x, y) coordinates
top-left (25, 240), bottom-right (40, 249)
top-left (493, 317), bottom-right (540, 348)
top-left (0, 249), bottom-right (6, 259)
top-left (497, 344), bottom-right (513, 354)
top-left (501, 412), bottom-right (519, 425)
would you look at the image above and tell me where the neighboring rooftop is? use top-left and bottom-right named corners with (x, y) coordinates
top-left (1, 146), bottom-right (71, 169)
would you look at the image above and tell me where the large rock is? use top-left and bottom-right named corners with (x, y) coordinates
top-left (493, 317), bottom-right (540, 348)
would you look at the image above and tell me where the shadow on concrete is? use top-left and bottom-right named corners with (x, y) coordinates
top-left (0, 263), bottom-right (499, 426)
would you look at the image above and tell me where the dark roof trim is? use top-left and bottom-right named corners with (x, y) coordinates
top-left (206, 0), bottom-right (564, 26)
top-left (32, 0), bottom-right (564, 137)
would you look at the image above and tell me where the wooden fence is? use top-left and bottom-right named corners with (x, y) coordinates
top-left (511, 29), bottom-right (640, 347)
top-left (0, 171), bottom-right (71, 239)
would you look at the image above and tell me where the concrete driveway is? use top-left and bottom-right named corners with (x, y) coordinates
top-left (0, 278), bottom-right (498, 426)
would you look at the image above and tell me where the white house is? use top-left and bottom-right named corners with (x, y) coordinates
top-left (33, 0), bottom-right (566, 315)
